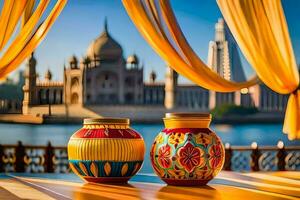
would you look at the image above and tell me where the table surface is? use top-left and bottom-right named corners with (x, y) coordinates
top-left (0, 171), bottom-right (299, 200)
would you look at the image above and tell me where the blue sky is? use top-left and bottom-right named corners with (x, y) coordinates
top-left (11, 0), bottom-right (300, 83)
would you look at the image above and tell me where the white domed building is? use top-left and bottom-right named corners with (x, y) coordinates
top-left (64, 20), bottom-right (144, 105)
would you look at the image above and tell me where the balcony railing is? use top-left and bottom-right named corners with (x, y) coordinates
top-left (0, 141), bottom-right (299, 173)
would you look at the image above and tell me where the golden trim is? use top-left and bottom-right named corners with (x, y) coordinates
top-left (70, 138), bottom-right (144, 141)
top-left (83, 124), bottom-right (130, 129)
top-left (83, 118), bottom-right (130, 125)
top-left (164, 112), bottom-right (212, 128)
top-left (165, 112), bottom-right (211, 119)
top-left (68, 138), bottom-right (145, 161)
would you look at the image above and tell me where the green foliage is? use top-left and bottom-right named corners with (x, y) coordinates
top-left (211, 104), bottom-right (258, 118)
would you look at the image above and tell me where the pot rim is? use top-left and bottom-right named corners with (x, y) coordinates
top-left (163, 113), bottom-right (212, 128)
top-left (83, 118), bottom-right (130, 125)
top-left (165, 112), bottom-right (211, 119)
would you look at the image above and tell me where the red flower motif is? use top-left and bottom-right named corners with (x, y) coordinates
top-left (178, 142), bottom-right (203, 173)
top-left (209, 144), bottom-right (223, 169)
top-left (157, 144), bottom-right (172, 168)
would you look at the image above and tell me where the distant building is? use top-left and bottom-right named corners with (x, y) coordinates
top-left (0, 71), bottom-right (24, 113)
top-left (21, 18), bottom-right (288, 116)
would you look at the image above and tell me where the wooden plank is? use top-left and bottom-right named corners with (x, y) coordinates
top-left (0, 178), bottom-right (55, 200)
top-left (0, 186), bottom-right (20, 200)
top-left (9, 175), bottom-right (297, 200)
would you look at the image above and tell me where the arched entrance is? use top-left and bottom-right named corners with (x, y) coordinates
top-left (71, 93), bottom-right (79, 104)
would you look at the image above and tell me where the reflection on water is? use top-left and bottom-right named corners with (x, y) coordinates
top-left (214, 124), bottom-right (233, 133)
top-left (0, 123), bottom-right (298, 146)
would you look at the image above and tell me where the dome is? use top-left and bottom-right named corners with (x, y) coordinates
top-left (150, 70), bottom-right (157, 82)
top-left (127, 54), bottom-right (139, 64)
top-left (69, 55), bottom-right (78, 64)
top-left (86, 19), bottom-right (123, 61)
top-left (45, 69), bottom-right (52, 81)
top-left (80, 56), bottom-right (91, 65)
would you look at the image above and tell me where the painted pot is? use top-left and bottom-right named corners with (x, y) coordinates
top-left (68, 118), bottom-right (145, 184)
top-left (150, 113), bottom-right (225, 186)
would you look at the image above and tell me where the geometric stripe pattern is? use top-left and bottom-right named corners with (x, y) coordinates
top-left (73, 128), bottom-right (142, 139)
top-left (69, 160), bottom-right (143, 178)
top-left (68, 138), bottom-right (145, 161)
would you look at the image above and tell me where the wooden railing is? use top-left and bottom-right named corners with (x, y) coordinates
top-left (0, 141), bottom-right (299, 173)
top-left (224, 141), bottom-right (300, 171)
top-left (0, 141), bottom-right (69, 173)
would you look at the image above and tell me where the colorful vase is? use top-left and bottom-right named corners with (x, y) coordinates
top-left (150, 113), bottom-right (225, 186)
top-left (68, 118), bottom-right (145, 183)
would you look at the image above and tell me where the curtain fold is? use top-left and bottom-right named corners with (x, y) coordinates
top-left (22, 0), bottom-right (36, 28)
top-left (0, 0), bottom-right (50, 68)
top-left (0, 0), bottom-right (28, 51)
top-left (122, 0), bottom-right (300, 140)
top-left (0, 0), bottom-right (67, 79)
top-left (217, 0), bottom-right (299, 140)
top-left (122, 0), bottom-right (258, 92)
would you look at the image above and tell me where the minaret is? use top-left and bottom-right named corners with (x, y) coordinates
top-left (149, 70), bottom-right (157, 83)
top-left (44, 69), bottom-right (52, 82)
top-left (164, 66), bottom-right (178, 109)
top-left (22, 52), bottom-right (37, 114)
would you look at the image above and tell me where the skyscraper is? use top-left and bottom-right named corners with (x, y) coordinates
top-left (207, 18), bottom-right (248, 108)
top-left (207, 18), bottom-right (246, 82)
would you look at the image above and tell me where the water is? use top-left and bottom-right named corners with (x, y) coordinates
top-left (0, 123), bottom-right (299, 173)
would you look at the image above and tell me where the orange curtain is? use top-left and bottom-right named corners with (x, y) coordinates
top-left (122, 0), bottom-right (300, 140)
top-left (0, 0), bottom-right (67, 79)
top-left (122, 0), bottom-right (258, 92)
top-left (217, 0), bottom-right (299, 140)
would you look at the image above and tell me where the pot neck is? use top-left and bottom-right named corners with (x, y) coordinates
top-left (163, 113), bottom-right (211, 128)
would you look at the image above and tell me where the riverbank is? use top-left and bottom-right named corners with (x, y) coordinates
top-left (0, 112), bottom-right (285, 125)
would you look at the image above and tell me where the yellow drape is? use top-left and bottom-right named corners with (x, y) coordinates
top-left (217, 0), bottom-right (300, 140)
top-left (122, 0), bottom-right (258, 92)
top-left (122, 0), bottom-right (300, 140)
top-left (0, 0), bottom-right (67, 79)
top-left (0, 0), bottom-right (27, 51)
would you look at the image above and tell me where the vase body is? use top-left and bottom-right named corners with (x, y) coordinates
top-left (68, 118), bottom-right (145, 183)
top-left (150, 113), bottom-right (225, 186)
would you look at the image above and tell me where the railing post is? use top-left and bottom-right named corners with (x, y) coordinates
top-left (250, 142), bottom-right (260, 171)
top-left (0, 144), bottom-right (4, 172)
top-left (224, 143), bottom-right (232, 171)
top-left (15, 141), bottom-right (25, 172)
top-left (45, 141), bottom-right (54, 173)
top-left (276, 141), bottom-right (286, 171)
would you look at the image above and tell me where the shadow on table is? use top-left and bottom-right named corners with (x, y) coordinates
top-left (73, 182), bottom-right (141, 200)
top-left (73, 182), bottom-right (222, 200)
top-left (156, 185), bottom-right (222, 199)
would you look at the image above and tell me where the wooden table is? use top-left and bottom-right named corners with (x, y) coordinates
top-left (0, 171), bottom-right (299, 200)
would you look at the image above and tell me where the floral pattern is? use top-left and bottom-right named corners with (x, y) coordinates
top-left (167, 169), bottom-right (186, 179)
top-left (194, 132), bottom-right (212, 145)
top-left (157, 144), bottom-right (172, 168)
top-left (155, 133), bottom-right (164, 144)
top-left (168, 132), bottom-right (185, 147)
top-left (177, 142), bottom-right (204, 173)
top-left (209, 143), bottom-right (223, 169)
top-left (151, 128), bottom-right (224, 185)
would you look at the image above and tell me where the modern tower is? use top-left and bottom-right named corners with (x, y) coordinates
top-left (207, 18), bottom-right (248, 109)
top-left (207, 18), bottom-right (246, 82)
